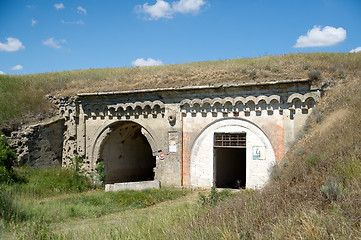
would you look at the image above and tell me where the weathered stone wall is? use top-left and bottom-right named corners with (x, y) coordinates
top-left (10, 118), bottom-right (65, 167)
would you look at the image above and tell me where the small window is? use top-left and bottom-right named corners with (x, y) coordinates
top-left (214, 132), bottom-right (246, 148)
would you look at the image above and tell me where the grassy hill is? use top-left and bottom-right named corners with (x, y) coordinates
top-left (1, 53), bottom-right (361, 130)
top-left (0, 53), bottom-right (361, 238)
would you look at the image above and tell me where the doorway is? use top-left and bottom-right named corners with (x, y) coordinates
top-left (214, 132), bottom-right (246, 189)
top-left (100, 121), bottom-right (156, 184)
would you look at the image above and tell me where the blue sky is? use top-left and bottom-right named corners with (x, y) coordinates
top-left (0, 0), bottom-right (360, 75)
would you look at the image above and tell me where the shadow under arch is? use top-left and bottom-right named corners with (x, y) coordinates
top-left (189, 117), bottom-right (275, 189)
top-left (91, 120), bottom-right (158, 184)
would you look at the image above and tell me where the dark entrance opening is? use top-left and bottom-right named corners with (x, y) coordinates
top-left (214, 132), bottom-right (246, 189)
top-left (100, 121), bottom-right (156, 184)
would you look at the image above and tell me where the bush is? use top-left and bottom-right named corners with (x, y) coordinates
top-left (249, 70), bottom-right (257, 79)
top-left (321, 176), bottom-right (346, 201)
top-left (308, 69), bottom-right (321, 81)
top-left (0, 134), bottom-right (17, 184)
top-left (69, 155), bottom-right (91, 191)
top-left (96, 161), bottom-right (106, 185)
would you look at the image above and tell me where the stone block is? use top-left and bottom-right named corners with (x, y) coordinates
top-left (105, 180), bottom-right (161, 192)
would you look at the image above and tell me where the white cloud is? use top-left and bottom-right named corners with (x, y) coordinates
top-left (0, 37), bottom-right (25, 52)
top-left (0, 71), bottom-right (5, 75)
top-left (77, 6), bottom-right (87, 14)
top-left (136, 0), bottom-right (173, 20)
top-left (42, 38), bottom-right (66, 49)
top-left (54, 3), bottom-right (65, 10)
top-left (136, 0), bottom-right (206, 20)
top-left (172, 0), bottom-right (205, 14)
top-left (61, 20), bottom-right (85, 25)
top-left (350, 47), bottom-right (361, 53)
top-left (31, 19), bottom-right (38, 26)
top-left (11, 65), bottom-right (23, 71)
top-left (294, 26), bottom-right (346, 48)
top-left (132, 58), bottom-right (163, 67)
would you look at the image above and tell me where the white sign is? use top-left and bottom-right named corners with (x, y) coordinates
top-left (169, 146), bottom-right (177, 152)
top-left (252, 146), bottom-right (265, 160)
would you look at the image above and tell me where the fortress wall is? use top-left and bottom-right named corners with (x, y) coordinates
top-left (8, 79), bottom-right (320, 189)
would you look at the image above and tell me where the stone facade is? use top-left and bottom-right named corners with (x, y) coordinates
top-left (57, 79), bottom-right (320, 189)
top-left (10, 79), bottom-right (321, 189)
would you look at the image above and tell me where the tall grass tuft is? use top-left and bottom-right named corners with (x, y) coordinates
top-left (0, 187), bottom-right (27, 224)
top-left (15, 167), bottom-right (92, 198)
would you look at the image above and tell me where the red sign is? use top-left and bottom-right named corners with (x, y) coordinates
top-left (159, 152), bottom-right (165, 160)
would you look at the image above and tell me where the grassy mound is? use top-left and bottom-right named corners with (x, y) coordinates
top-left (1, 53), bottom-right (361, 129)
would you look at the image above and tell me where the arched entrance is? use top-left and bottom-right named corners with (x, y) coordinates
top-left (99, 121), bottom-right (156, 184)
top-left (190, 118), bottom-right (275, 189)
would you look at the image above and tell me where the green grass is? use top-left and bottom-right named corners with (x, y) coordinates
top-left (8, 193), bottom-right (202, 240)
top-left (13, 187), bottom-right (189, 223)
top-left (0, 168), bottom-right (189, 226)
top-left (12, 167), bottom-right (92, 198)
top-left (1, 186), bottom-right (233, 240)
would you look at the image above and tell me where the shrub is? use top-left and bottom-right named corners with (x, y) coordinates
top-left (321, 176), bottom-right (346, 201)
top-left (0, 134), bottom-right (17, 184)
top-left (303, 63), bottom-right (311, 70)
top-left (308, 69), bottom-right (321, 81)
top-left (69, 156), bottom-right (92, 192)
top-left (96, 161), bottom-right (106, 186)
top-left (338, 70), bottom-right (346, 79)
top-left (271, 67), bottom-right (280, 73)
top-left (249, 70), bottom-right (257, 79)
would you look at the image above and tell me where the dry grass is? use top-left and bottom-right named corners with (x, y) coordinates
top-left (161, 72), bottom-right (361, 239)
top-left (1, 53), bottom-right (361, 129)
top-left (11, 53), bottom-right (361, 95)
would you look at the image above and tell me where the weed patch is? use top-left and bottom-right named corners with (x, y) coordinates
top-left (321, 176), bottom-right (346, 201)
top-left (198, 187), bottom-right (231, 206)
top-left (14, 167), bottom-right (92, 198)
top-left (305, 154), bottom-right (320, 166)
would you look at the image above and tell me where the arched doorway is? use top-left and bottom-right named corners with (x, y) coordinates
top-left (99, 121), bottom-right (156, 184)
top-left (190, 118), bottom-right (275, 189)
